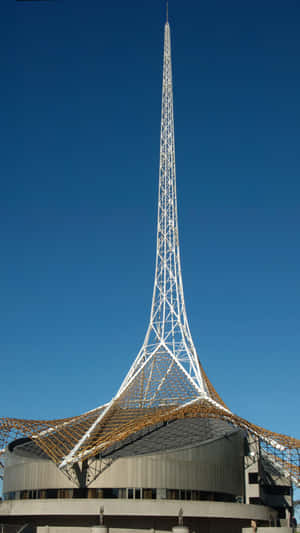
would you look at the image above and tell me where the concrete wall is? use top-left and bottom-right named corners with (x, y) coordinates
top-left (90, 431), bottom-right (244, 495)
top-left (0, 499), bottom-right (276, 533)
top-left (37, 524), bottom-right (246, 533)
top-left (3, 432), bottom-right (244, 497)
top-left (3, 453), bottom-right (74, 493)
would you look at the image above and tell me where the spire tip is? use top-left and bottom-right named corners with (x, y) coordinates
top-left (166, 1), bottom-right (168, 22)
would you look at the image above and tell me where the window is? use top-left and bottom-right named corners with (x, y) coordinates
top-left (143, 489), bottom-right (156, 499)
top-left (166, 489), bottom-right (179, 500)
top-left (249, 472), bottom-right (259, 484)
top-left (46, 489), bottom-right (58, 499)
top-left (249, 497), bottom-right (261, 505)
top-left (102, 488), bottom-right (118, 498)
top-left (262, 485), bottom-right (291, 496)
top-left (73, 488), bottom-right (86, 498)
top-left (199, 491), bottom-right (210, 501)
top-left (59, 489), bottom-right (73, 499)
top-left (277, 507), bottom-right (286, 519)
top-left (2, 487), bottom-right (241, 503)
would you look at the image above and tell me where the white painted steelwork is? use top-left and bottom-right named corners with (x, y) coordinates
top-left (59, 18), bottom-right (227, 470)
top-left (118, 20), bottom-right (206, 398)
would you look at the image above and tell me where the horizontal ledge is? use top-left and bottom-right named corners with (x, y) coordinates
top-left (0, 499), bottom-right (273, 521)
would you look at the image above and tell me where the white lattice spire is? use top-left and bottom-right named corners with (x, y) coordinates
top-left (118, 20), bottom-right (207, 401)
top-left (59, 16), bottom-right (227, 470)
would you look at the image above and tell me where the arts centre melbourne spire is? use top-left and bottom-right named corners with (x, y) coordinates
top-left (0, 11), bottom-right (299, 486)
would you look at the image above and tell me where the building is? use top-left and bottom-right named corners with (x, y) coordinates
top-left (0, 9), bottom-right (299, 533)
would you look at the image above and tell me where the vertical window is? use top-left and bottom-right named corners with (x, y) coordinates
top-left (278, 508), bottom-right (286, 519)
top-left (249, 472), bottom-right (259, 484)
top-left (157, 488), bottom-right (166, 499)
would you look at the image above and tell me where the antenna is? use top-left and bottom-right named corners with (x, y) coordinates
top-left (166, 1), bottom-right (168, 22)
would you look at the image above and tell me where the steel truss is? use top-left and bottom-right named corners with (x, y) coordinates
top-left (0, 17), bottom-right (299, 486)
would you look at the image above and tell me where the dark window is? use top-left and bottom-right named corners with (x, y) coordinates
top-left (200, 491), bottom-right (211, 501)
top-left (249, 472), bottom-right (259, 484)
top-left (166, 489), bottom-right (179, 500)
top-left (46, 489), bottom-right (58, 499)
top-left (143, 488), bottom-right (156, 499)
top-left (73, 488), bottom-right (86, 498)
top-left (1, 487), bottom-right (245, 504)
top-left (262, 485), bottom-right (291, 496)
top-left (249, 497), bottom-right (261, 505)
top-left (102, 488), bottom-right (118, 498)
top-left (278, 507), bottom-right (286, 519)
top-left (215, 492), bottom-right (235, 502)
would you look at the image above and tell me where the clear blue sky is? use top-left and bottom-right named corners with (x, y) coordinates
top-left (1, 0), bottom-right (299, 451)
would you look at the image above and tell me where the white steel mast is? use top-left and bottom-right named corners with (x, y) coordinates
top-left (60, 10), bottom-right (227, 470)
top-left (118, 14), bottom-right (209, 401)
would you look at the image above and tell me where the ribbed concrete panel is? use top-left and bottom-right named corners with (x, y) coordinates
top-left (3, 453), bottom-right (74, 492)
top-left (90, 432), bottom-right (244, 495)
top-left (4, 432), bottom-right (243, 495)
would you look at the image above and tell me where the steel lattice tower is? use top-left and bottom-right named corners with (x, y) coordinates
top-left (59, 14), bottom-right (229, 469)
top-left (119, 20), bottom-right (207, 400)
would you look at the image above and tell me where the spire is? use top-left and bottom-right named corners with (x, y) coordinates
top-left (59, 17), bottom-right (228, 470)
top-left (166, 1), bottom-right (168, 23)
top-left (117, 16), bottom-right (209, 402)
